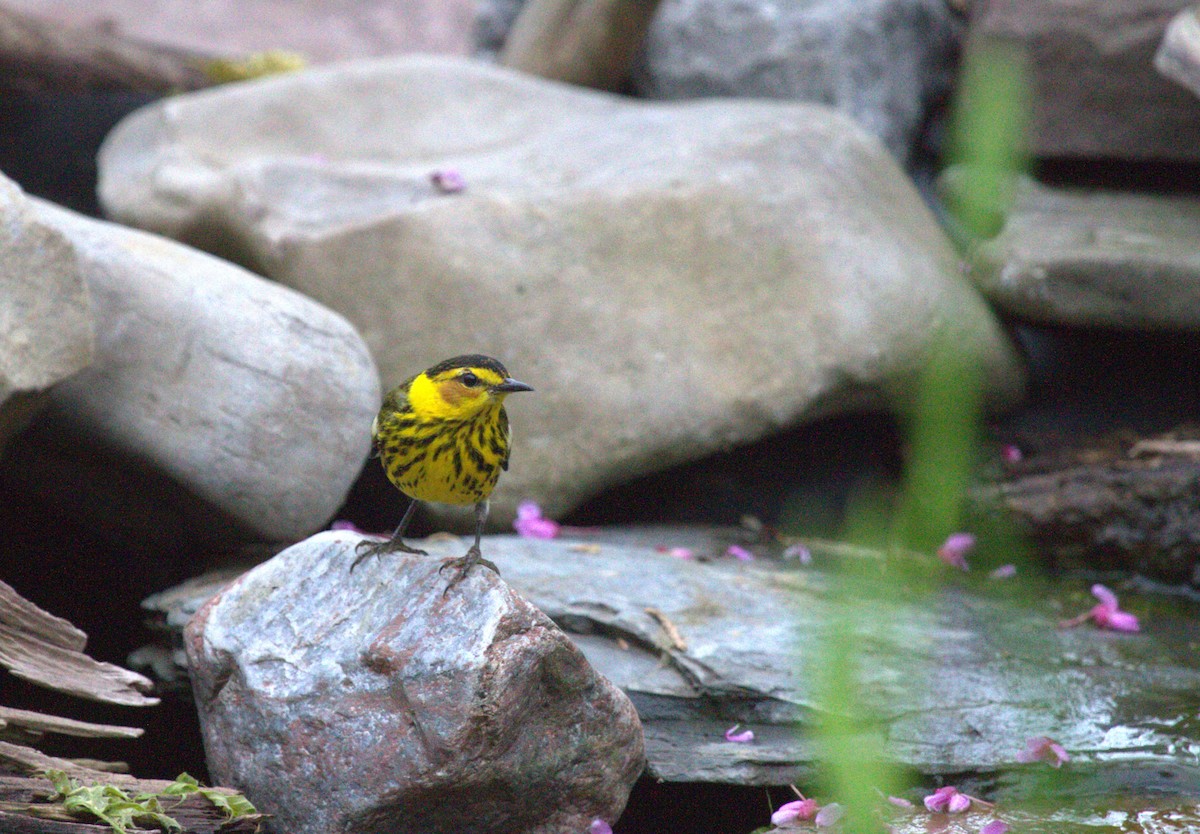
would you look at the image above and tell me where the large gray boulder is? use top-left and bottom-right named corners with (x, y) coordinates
top-left (185, 531), bottom-right (644, 834)
top-left (97, 55), bottom-right (1025, 526)
top-left (969, 176), bottom-right (1200, 329)
top-left (476, 0), bottom-right (961, 162)
top-left (633, 0), bottom-right (961, 163)
top-left (26, 197), bottom-right (379, 542)
top-left (975, 0), bottom-right (1200, 161)
top-left (0, 176), bottom-right (93, 451)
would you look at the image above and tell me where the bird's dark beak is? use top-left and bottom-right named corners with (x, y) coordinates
top-left (493, 378), bottom-right (534, 394)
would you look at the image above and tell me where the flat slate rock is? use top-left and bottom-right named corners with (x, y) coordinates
top-left (152, 527), bottom-right (1200, 787)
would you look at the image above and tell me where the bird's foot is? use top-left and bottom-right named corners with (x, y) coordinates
top-left (350, 537), bottom-right (428, 572)
top-left (439, 544), bottom-right (499, 594)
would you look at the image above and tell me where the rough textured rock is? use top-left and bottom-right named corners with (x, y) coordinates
top-left (0, 176), bottom-right (93, 451)
top-left (97, 55), bottom-right (1025, 526)
top-left (160, 528), bottom-right (1200, 788)
top-left (27, 197), bottom-right (379, 542)
top-left (975, 0), bottom-right (1200, 160)
top-left (967, 175), bottom-right (1200, 329)
top-left (633, 0), bottom-right (962, 163)
top-left (477, 0), bottom-right (961, 162)
top-left (185, 531), bottom-right (644, 834)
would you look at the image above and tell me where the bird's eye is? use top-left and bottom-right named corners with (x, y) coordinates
top-left (460, 370), bottom-right (480, 387)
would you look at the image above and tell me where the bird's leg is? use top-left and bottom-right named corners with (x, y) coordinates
top-left (440, 499), bottom-right (500, 593)
top-left (351, 499), bottom-right (426, 571)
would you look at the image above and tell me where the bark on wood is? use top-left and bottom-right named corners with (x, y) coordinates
top-left (0, 4), bottom-right (213, 93)
top-left (976, 425), bottom-right (1200, 580)
top-left (0, 580), bottom-right (156, 707)
top-left (0, 707), bottom-right (142, 740)
top-left (499, 0), bottom-right (664, 91)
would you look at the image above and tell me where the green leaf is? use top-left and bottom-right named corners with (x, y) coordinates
top-left (199, 788), bottom-right (258, 818)
top-left (42, 770), bottom-right (182, 834)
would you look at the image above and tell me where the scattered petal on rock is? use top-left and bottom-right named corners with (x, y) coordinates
top-left (513, 500), bottom-right (561, 539)
top-left (723, 724), bottom-right (754, 743)
top-left (1015, 735), bottom-right (1070, 768)
top-left (430, 168), bottom-right (466, 193)
top-left (1060, 584), bottom-right (1140, 632)
top-left (772, 798), bottom-right (819, 826)
top-left (937, 532), bottom-right (976, 571)
top-left (726, 545), bottom-right (754, 562)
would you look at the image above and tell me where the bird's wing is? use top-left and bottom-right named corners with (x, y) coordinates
top-left (499, 407), bottom-right (512, 471)
top-left (371, 375), bottom-right (417, 455)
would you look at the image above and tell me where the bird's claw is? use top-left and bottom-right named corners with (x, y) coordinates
top-left (350, 537), bottom-right (428, 572)
top-left (439, 545), bottom-right (499, 594)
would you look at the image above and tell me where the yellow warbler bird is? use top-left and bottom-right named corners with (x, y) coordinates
top-left (351, 355), bottom-right (533, 587)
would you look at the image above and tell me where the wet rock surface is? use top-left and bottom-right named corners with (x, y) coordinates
top-left (185, 531), bottom-right (644, 834)
top-left (159, 528), bottom-right (1200, 791)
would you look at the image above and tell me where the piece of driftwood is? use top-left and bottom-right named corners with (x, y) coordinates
top-left (0, 772), bottom-right (263, 834)
top-left (499, 0), bottom-right (664, 91)
top-left (0, 707), bottom-right (142, 741)
top-left (978, 425), bottom-right (1200, 580)
top-left (0, 4), bottom-right (212, 93)
top-left (0, 581), bottom-right (157, 708)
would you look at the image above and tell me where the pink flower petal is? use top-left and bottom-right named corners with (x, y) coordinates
top-left (430, 168), bottom-right (466, 193)
top-left (1016, 736), bottom-right (1071, 767)
top-left (655, 546), bottom-right (694, 559)
top-left (771, 798), bottom-right (819, 826)
top-left (923, 786), bottom-right (957, 812)
top-left (513, 500), bottom-right (561, 539)
top-left (980, 821), bottom-right (1009, 834)
top-left (1001, 444), bottom-right (1023, 464)
top-left (588, 820), bottom-right (613, 834)
top-left (988, 563), bottom-right (1017, 579)
top-left (948, 792), bottom-right (972, 813)
top-left (887, 795), bottom-right (915, 808)
top-left (727, 544), bottom-right (754, 561)
top-left (1090, 583), bottom-right (1119, 610)
top-left (1095, 607), bottom-right (1140, 632)
top-left (724, 724), bottom-right (754, 743)
top-left (937, 532), bottom-right (975, 570)
top-left (1089, 585), bottom-right (1139, 631)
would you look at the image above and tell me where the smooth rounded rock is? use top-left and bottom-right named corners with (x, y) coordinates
top-left (969, 176), bottom-right (1200, 329)
top-left (0, 176), bottom-right (94, 450)
top-left (31, 198), bottom-right (380, 541)
top-left (97, 55), bottom-right (1025, 525)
